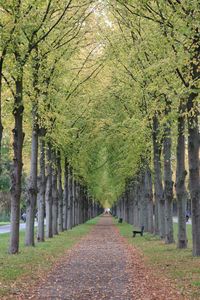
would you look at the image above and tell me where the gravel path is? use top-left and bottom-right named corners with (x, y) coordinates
top-left (22, 216), bottom-right (182, 300)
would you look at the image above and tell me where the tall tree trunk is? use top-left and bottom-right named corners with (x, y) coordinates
top-left (67, 166), bottom-right (72, 229)
top-left (140, 172), bottom-right (148, 230)
top-left (26, 48), bottom-right (40, 246)
top-left (9, 72), bottom-right (24, 254)
top-left (152, 114), bottom-right (165, 238)
top-left (0, 58), bottom-right (4, 171)
top-left (45, 143), bottom-right (53, 238)
top-left (133, 183), bottom-right (139, 227)
top-left (145, 167), bottom-right (154, 233)
top-left (37, 138), bottom-right (45, 242)
top-left (25, 117), bottom-right (38, 246)
top-left (52, 150), bottom-right (58, 235)
top-left (75, 183), bottom-right (79, 225)
top-left (154, 198), bottom-right (159, 235)
top-left (85, 190), bottom-right (89, 222)
top-left (187, 92), bottom-right (200, 256)
top-left (79, 186), bottom-right (84, 224)
top-left (57, 150), bottom-right (63, 232)
top-left (176, 103), bottom-right (187, 248)
top-left (63, 158), bottom-right (68, 230)
top-left (72, 175), bottom-right (75, 227)
top-left (163, 106), bottom-right (174, 244)
top-left (136, 182), bottom-right (141, 227)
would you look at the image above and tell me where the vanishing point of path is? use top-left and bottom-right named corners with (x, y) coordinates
top-left (20, 216), bottom-right (182, 300)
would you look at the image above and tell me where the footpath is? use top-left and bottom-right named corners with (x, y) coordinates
top-left (17, 216), bottom-right (182, 300)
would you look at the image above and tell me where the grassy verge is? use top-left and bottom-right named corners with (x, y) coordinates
top-left (0, 217), bottom-right (99, 297)
top-left (116, 220), bottom-right (200, 299)
top-left (0, 222), bottom-right (10, 226)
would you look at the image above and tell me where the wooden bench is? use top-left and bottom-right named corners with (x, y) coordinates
top-left (118, 218), bottom-right (123, 223)
top-left (133, 225), bottom-right (144, 237)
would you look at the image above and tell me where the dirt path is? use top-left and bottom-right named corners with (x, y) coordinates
top-left (21, 216), bottom-right (182, 300)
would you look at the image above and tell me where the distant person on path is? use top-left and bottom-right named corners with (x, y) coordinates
top-left (186, 210), bottom-right (190, 222)
top-left (21, 212), bottom-right (26, 222)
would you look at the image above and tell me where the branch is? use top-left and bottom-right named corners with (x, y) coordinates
top-left (176, 68), bottom-right (189, 88)
top-left (2, 73), bottom-right (15, 98)
top-left (66, 63), bottom-right (104, 101)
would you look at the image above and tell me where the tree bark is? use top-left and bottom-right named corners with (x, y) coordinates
top-left (145, 167), bottom-right (154, 233)
top-left (139, 173), bottom-right (148, 230)
top-left (63, 158), bottom-right (68, 230)
top-left (0, 57), bottom-right (4, 171)
top-left (9, 72), bottom-right (24, 254)
top-left (67, 165), bottom-right (72, 229)
top-left (176, 103), bottom-right (187, 248)
top-left (37, 138), bottom-right (45, 242)
top-left (57, 150), bottom-right (63, 232)
top-left (72, 175), bottom-right (75, 227)
top-left (45, 143), bottom-right (53, 238)
top-left (152, 114), bottom-right (165, 239)
top-left (52, 150), bottom-right (58, 235)
top-left (163, 108), bottom-right (174, 244)
top-left (25, 117), bottom-right (38, 246)
top-left (187, 92), bottom-right (200, 256)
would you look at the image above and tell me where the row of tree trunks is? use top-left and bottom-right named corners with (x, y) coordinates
top-left (113, 166), bottom-right (154, 234)
top-left (23, 138), bottom-right (102, 248)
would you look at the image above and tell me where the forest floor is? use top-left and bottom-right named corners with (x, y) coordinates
top-left (6, 215), bottom-right (183, 300)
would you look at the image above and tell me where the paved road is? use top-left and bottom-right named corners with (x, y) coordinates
top-left (0, 222), bottom-right (38, 234)
top-left (0, 217), bottom-right (191, 235)
top-left (173, 216), bottom-right (192, 225)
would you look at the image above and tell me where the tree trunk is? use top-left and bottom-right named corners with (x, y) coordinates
top-left (0, 58), bottom-right (4, 171)
top-left (154, 198), bottom-right (159, 235)
top-left (79, 186), bottom-right (84, 224)
top-left (63, 158), bottom-right (68, 230)
top-left (187, 92), bottom-right (200, 256)
top-left (25, 117), bottom-right (38, 246)
top-left (57, 151), bottom-right (63, 232)
top-left (140, 173), bottom-right (148, 230)
top-left (9, 73), bottom-right (24, 254)
top-left (152, 114), bottom-right (165, 239)
top-left (176, 103), bottom-right (187, 248)
top-left (72, 176), bottom-right (75, 227)
top-left (163, 109), bottom-right (174, 244)
top-left (67, 166), bottom-right (72, 229)
top-left (145, 167), bottom-right (154, 233)
top-left (52, 150), bottom-right (58, 235)
top-left (45, 143), bottom-right (53, 238)
top-left (133, 183), bottom-right (139, 227)
top-left (37, 139), bottom-right (45, 242)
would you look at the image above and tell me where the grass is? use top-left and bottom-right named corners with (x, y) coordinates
top-left (0, 217), bottom-right (99, 297)
top-left (0, 222), bottom-right (10, 226)
top-left (116, 220), bottom-right (200, 299)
